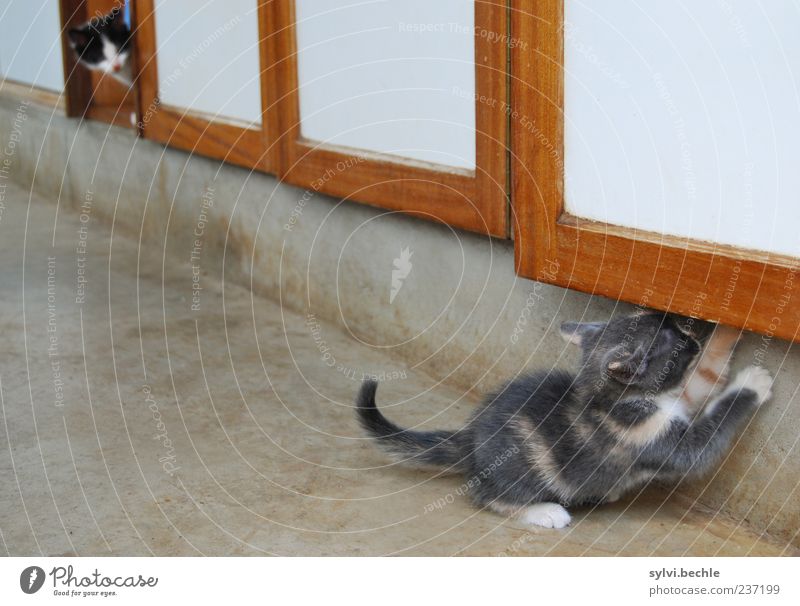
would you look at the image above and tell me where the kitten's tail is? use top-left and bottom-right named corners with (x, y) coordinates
top-left (356, 380), bottom-right (466, 470)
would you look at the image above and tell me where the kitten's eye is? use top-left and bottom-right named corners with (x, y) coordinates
top-left (686, 337), bottom-right (702, 356)
top-left (652, 330), bottom-right (673, 350)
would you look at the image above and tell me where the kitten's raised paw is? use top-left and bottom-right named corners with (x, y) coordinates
top-left (732, 365), bottom-right (773, 405)
top-left (519, 503), bottom-right (571, 529)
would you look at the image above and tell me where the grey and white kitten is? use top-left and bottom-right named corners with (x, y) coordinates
top-left (68, 8), bottom-right (133, 86)
top-left (356, 312), bottom-right (772, 528)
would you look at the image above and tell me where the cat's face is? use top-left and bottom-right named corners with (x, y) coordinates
top-left (68, 9), bottom-right (131, 76)
top-left (562, 312), bottom-right (701, 394)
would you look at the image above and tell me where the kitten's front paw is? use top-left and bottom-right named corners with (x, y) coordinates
top-left (731, 366), bottom-right (773, 406)
top-left (519, 503), bottom-right (571, 529)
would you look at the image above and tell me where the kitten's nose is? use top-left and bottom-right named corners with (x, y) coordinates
top-left (112, 63), bottom-right (121, 72)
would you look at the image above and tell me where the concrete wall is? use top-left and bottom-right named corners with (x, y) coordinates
top-left (1, 95), bottom-right (798, 546)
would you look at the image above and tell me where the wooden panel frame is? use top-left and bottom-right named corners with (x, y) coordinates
top-left (134, 0), bottom-right (277, 172)
top-left (271, 0), bottom-right (508, 237)
top-left (511, 0), bottom-right (800, 342)
top-left (60, 0), bottom-right (92, 117)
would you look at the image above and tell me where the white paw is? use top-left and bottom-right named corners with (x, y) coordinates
top-left (731, 365), bottom-right (773, 405)
top-left (519, 503), bottom-right (571, 529)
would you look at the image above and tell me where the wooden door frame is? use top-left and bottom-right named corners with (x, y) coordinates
top-left (133, 0), bottom-right (278, 172)
top-left (511, 0), bottom-right (800, 342)
top-left (271, 0), bottom-right (509, 237)
top-left (60, 0), bottom-right (92, 118)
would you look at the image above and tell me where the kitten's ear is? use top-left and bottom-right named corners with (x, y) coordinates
top-left (560, 321), bottom-right (605, 346)
top-left (108, 10), bottom-right (126, 31)
top-left (68, 28), bottom-right (88, 49)
top-left (606, 346), bottom-right (648, 384)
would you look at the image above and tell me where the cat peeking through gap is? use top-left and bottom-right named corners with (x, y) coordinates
top-left (68, 7), bottom-right (132, 87)
top-left (357, 312), bottom-right (772, 528)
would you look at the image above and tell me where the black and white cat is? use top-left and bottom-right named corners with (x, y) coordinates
top-left (357, 312), bottom-right (771, 528)
top-left (68, 7), bottom-right (132, 86)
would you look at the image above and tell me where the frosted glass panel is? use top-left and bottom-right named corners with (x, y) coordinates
top-left (154, 0), bottom-right (261, 124)
top-left (295, 0), bottom-right (476, 170)
top-left (0, 1), bottom-right (64, 91)
top-left (565, 0), bottom-right (800, 258)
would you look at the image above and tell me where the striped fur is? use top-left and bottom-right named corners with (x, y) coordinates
top-left (356, 313), bottom-right (771, 528)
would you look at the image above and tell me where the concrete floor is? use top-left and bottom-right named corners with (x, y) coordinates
top-left (0, 183), bottom-right (795, 556)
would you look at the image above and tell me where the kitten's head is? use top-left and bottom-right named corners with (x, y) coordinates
top-left (561, 312), bottom-right (702, 395)
top-left (68, 9), bottom-right (131, 76)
